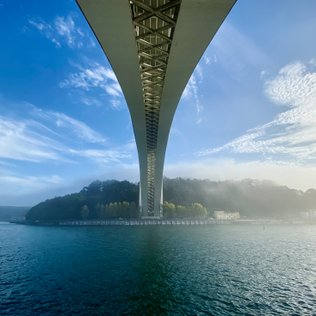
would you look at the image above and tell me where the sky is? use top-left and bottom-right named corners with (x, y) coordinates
top-left (1, 0), bottom-right (316, 206)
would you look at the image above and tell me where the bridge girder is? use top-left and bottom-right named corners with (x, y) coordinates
top-left (77, 0), bottom-right (236, 218)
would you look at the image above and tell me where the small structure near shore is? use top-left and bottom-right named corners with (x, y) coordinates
top-left (213, 211), bottom-right (240, 221)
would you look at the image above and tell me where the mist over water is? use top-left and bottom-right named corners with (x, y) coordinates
top-left (1, 222), bottom-right (315, 315)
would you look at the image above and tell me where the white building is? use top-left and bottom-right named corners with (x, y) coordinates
top-left (214, 211), bottom-right (240, 221)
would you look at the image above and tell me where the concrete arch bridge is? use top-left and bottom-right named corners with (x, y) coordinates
top-left (77, 0), bottom-right (236, 218)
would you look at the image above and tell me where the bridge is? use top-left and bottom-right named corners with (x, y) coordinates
top-left (77, 0), bottom-right (236, 218)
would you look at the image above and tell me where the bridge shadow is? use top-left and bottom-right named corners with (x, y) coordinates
top-left (122, 227), bottom-right (181, 315)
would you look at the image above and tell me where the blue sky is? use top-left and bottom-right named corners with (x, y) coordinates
top-left (1, 0), bottom-right (316, 205)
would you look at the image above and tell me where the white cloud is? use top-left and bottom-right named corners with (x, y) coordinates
top-left (54, 112), bottom-right (106, 143)
top-left (29, 19), bottom-right (61, 47)
top-left (68, 138), bottom-right (137, 166)
top-left (122, 139), bottom-right (137, 152)
top-left (0, 103), bottom-right (110, 163)
top-left (203, 54), bottom-right (217, 65)
top-left (80, 96), bottom-right (103, 107)
top-left (0, 116), bottom-right (65, 162)
top-left (182, 64), bottom-right (204, 124)
top-left (0, 100), bottom-right (137, 172)
top-left (60, 62), bottom-right (123, 109)
top-left (54, 16), bottom-right (82, 48)
top-left (0, 174), bottom-right (63, 188)
top-left (200, 60), bottom-right (316, 164)
top-left (31, 108), bottom-right (106, 144)
top-left (69, 148), bottom-right (131, 165)
top-left (265, 60), bottom-right (316, 106)
top-left (60, 64), bottom-right (118, 90)
top-left (110, 99), bottom-right (122, 110)
top-left (0, 103), bottom-right (137, 205)
top-left (29, 15), bottom-right (85, 48)
top-left (105, 83), bottom-right (122, 97)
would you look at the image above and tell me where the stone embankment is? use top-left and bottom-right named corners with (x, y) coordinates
top-left (59, 219), bottom-right (220, 226)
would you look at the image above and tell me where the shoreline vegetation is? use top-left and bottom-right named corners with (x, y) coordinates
top-left (4, 178), bottom-right (316, 225)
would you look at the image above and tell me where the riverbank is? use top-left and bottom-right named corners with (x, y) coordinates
top-left (60, 219), bottom-right (218, 226)
top-left (48, 219), bottom-right (309, 226)
top-left (10, 218), bottom-right (312, 226)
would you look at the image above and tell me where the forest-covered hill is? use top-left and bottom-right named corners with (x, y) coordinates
top-left (25, 178), bottom-right (316, 222)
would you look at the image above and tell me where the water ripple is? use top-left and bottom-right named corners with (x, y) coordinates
top-left (0, 223), bottom-right (316, 315)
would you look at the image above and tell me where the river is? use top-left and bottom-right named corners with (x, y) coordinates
top-left (0, 222), bottom-right (315, 315)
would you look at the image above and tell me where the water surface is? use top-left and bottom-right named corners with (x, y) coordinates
top-left (1, 222), bottom-right (315, 315)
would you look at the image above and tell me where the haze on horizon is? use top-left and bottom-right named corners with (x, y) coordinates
top-left (1, 0), bottom-right (316, 206)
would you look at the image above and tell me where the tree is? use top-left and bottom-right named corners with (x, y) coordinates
top-left (81, 205), bottom-right (89, 219)
top-left (96, 203), bottom-right (106, 219)
top-left (163, 201), bottom-right (176, 218)
top-left (175, 205), bottom-right (186, 218)
top-left (190, 202), bottom-right (207, 218)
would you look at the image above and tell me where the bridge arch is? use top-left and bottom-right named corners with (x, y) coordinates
top-left (77, 0), bottom-right (236, 218)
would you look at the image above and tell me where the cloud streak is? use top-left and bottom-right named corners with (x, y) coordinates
top-left (32, 108), bottom-right (106, 144)
top-left (182, 64), bottom-right (204, 124)
top-left (200, 60), bottom-right (316, 164)
top-left (0, 101), bottom-right (136, 205)
top-left (0, 116), bottom-right (65, 162)
top-left (68, 148), bottom-right (131, 166)
top-left (60, 62), bottom-right (123, 109)
top-left (0, 103), bottom-right (133, 166)
top-left (29, 15), bottom-right (85, 48)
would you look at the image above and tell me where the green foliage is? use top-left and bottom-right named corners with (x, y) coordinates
top-left (81, 205), bottom-right (89, 220)
top-left (163, 178), bottom-right (316, 219)
top-left (25, 177), bottom-right (316, 222)
top-left (104, 201), bottom-right (138, 219)
top-left (191, 202), bottom-right (208, 217)
top-left (162, 201), bottom-right (207, 218)
top-left (162, 201), bottom-right (176, 218)
top-left (26, 193), bottom-right (83, 222)
top-left (26, 180), bottom-right (139, 222)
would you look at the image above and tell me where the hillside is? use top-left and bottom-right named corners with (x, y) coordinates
top-left (25, 178), bottom-right (316, 222)
top-left (163, 178), bottom-right (316, 219)
top-left (26, 180), bottom-right (138, 222)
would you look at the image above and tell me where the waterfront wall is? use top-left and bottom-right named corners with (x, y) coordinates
top-left (59, 219), bottom-right (220, 226)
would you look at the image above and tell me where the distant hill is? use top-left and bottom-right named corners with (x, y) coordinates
top-left (26, 180), bottom-right (138, 222)
top-left (164, 178), bottom-right (316, 219)
top-left (25, 178), bottom-right (316, 222)
top-left (0, 206), bottom-right (30, 221)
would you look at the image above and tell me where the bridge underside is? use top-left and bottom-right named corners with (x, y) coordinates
top-left (77, 0), bottom-right (236, 218)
